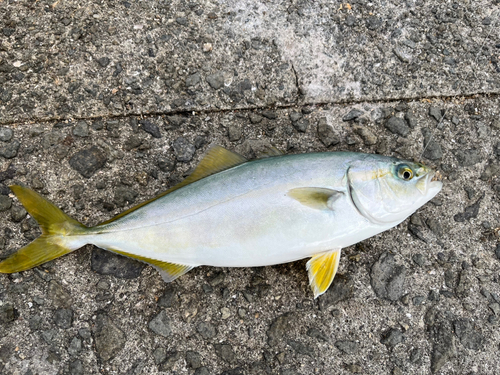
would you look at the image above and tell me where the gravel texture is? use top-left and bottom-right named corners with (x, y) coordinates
top-left (1, 1), bottom-right (500, 375)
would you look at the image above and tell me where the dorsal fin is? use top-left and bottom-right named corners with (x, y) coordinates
top-left (99, 145), bottom-right (247, 225)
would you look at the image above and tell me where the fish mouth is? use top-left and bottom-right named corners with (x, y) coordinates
top-left (416, 170), bottom-right (443, 196)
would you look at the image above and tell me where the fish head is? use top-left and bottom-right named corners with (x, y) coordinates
top-left (347, 157), bottom-right (442, 225)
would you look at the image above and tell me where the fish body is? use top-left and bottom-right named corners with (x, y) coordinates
top-left (0, 146), bottom-right (442, 297)
top-left (89, 152), bottom-right (389, 267)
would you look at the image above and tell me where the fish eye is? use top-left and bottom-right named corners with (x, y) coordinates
top-left (397, 165), bottom-right (414, 181)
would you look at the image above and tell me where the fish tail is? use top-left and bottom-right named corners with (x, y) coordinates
top-left (0, 185), bottom-right (88, 273)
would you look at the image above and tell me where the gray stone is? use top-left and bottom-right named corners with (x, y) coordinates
top-left (172, 137), bottom-right (196, 162)
top-left (454, 194), bottom-right (483, 222)
top-left (342, 109), bottom-right (364, 122)
top-left (409, 348), bottom-right (423, 364)
top-left (153, 347), bottom-right (167, 365)
top-left (124, 135), bottom-right (142, 151)
top-left (158, 285), bottom-right (179, 308)
top-left (97, 57), bottom-right (110, 67)
top-left (73, 121), bottom-right (89, 137)
top-left (421, 129), bottom-right (443, 160)
top-left (261, 110), bottom-right (277, 120)
top-left (91, 247), bottom-right (144, 279)
top-left (404, 111), bottom-right (417, 128)
top-left (165, 115), bottom-right (186, 128)
top-left (353, 126), bottom-right (377, 145)
top-left (78, 328), bottom-right (91, 340)
top-left (0, 140), bottom-right (20, 159)
top-left (0, 195), bottom-right (12, 211)
top-left (0, 128), bottom-right (13, 142)
top-left (28, 315), bottom-right (42, 331)
top-left (393, 47), bottom-right (412, 63)
top-left (10, 206), bottom-right (27, 222)
top-left (413, 295), bottom-right (425, 306)
top-left (186, 72), bottom-right (201, 87)
top-left (69, 359), bottom-right (84, 375)
top-left (68, 337), bottom-right (82, 356)
top-left (381, 328), bottom-right (404, 348)
top-left (429, 106), bottom-right (443, 122)
top-left (149, 310), bottom-right (172, 337)
top-left (489, 303), bottom-right (500, 315)
top-left (318, 274), bottom-right (354, 309)
top-left (287, 340), bottom-right (314, 356)
top-left (48, 280), bottom-right (72, 308)
top-left (292, 119), bottom-right (309, 133)
top-left (453, 319), bottom-right (484, 351)
top-left (425, 309), bottom-right (457, 373)
top-left (426, 218), bottom-right (443, 236)
top-left (385, 117), bottom-right (410, 137)
top-left (206, 72), bottom-right (224, 89)
top-left (453, 149), bottom-right (481, 167)
top-left (335, 340), bottom-right (358, 354)
top-left (196, 321), bottom-right (217, 339)
top-left (139, 120), bottom-right (161, 138)
top-left (306, 327), bottom-right (328, 342)
top-left (69, 146), bottom-right (107, 178)
top-left (370, 252), bottom-right (406, 301)
top-left (214, 343), bottom-right (236, 362)
top-left (0, 303), bottom-right (16, 324)
top-left (186, 350), bottom-right (202, 369)
top-left (54, 308), bottom-right (73, 329)
top-left (317, 117), bottom-right (340, 147)
top-left (289, 111), bottom-right (302, 122)
top-left (228, 125), bottom-right (242, 142)
top-left (194, 367), bottom-right (210, 375)
top-left (113, 186), bottom-right (138, 208)
top-left (267, 313), bottom-right (294, 346)
top-left (94, 313), bottom-right (126, 361)
top-left (249, 113), bottom-right (263, 124)
top-left (157, 156), bottom-right (176, 172)
top-left (194, 135), bottom-right (206, 149)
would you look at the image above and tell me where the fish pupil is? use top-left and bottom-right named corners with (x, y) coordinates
top-left (403, 171), bottom-right (411, 180)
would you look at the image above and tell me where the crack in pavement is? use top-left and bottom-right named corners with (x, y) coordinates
top-left (2, 91), bottom-right (499, 127)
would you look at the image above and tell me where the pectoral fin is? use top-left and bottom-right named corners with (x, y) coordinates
top-left (306, 249), bottom-right (341, 298)
top-left (110, 249), bottom-right (194, 282)
top-left (288, 188), bottom-right (344, 210)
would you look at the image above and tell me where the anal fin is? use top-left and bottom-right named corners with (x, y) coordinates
top-left (306, 249), bottom-right (341, 298)
top-left (110, 249), bottom-right (194, 283)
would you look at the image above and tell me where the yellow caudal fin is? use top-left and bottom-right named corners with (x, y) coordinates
top-left (0, 186), bottom-right (87, 273)
top-left (306, 249), bottom-right (342, 299)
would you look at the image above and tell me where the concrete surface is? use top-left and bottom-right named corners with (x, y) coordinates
top-left (0, 0), bottom-right (499, 374)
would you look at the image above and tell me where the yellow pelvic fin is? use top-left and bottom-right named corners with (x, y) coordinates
top-left (110, 249), bottom-right (194, 282)
top-left (288, 188), bottom-right (344, 210)
top-left (100, 145), bottom-right (247, 225)
top-left (0, 186), bottom-right (87, 273)
top-left (306, 249), bottom-right (341, 298)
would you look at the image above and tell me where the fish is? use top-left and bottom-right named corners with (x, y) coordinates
top-left (0, 146), bottom-right (442, 298)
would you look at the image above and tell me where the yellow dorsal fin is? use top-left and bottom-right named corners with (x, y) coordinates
top-left (288, 188), bottom-right (344, 210)
top-left (100, 145), bottom-right (247, 225)
top-left (110, 249), bottom-right (194, 282)
top-left (306, 249), bottom-right (342, 298)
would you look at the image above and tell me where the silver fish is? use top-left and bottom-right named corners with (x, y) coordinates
top-left (0, 146), bottom-right (442, 297)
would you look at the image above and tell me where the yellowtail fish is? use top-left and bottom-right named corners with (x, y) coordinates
top-left (0, 146), bottom-right (442, 298)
